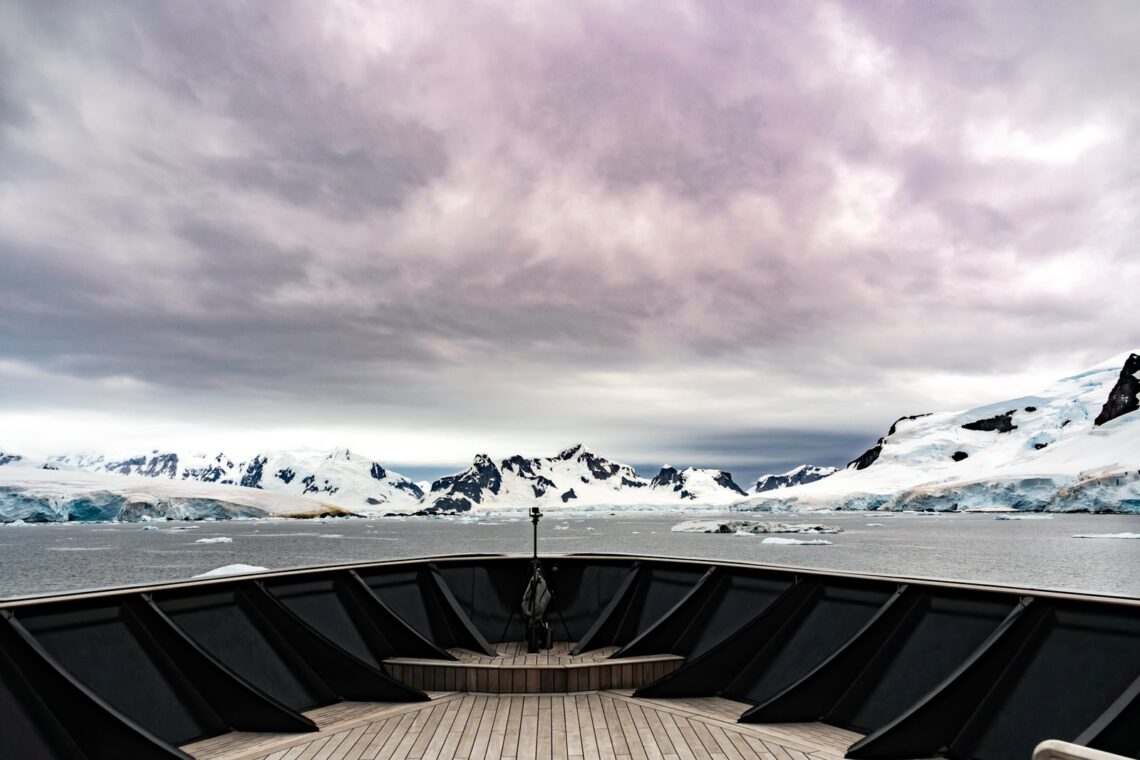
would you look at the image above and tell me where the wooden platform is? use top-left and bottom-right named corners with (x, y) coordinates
top-left (384, 642), bottom-right (684, 694)
top-left (183, 690), bottom-right (865, 760)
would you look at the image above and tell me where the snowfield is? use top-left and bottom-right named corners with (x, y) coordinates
top-left (0, 468), bottom-right (351, 522)
top-left (738, 351), bottom-right (1140, 514)
top-left (2, 351), bottom-right (1137, 521)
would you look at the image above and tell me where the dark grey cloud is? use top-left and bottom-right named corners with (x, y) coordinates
top-left (0, 0), bottom-right (1137, 465)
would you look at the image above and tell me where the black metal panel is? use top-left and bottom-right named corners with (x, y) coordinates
top-left (129, 596), bottom-right (316, 734)
top-left (156, 588), bottom-right (335, 711)
top-left (617, 568), bottom-right (792, 660)
top-left (1077, 670), bottom-right (1140, 758)
top-left (341, 571), bottom-right (455, 660)
top-left (427, 565), bottom-right (497, 655)
top-left (571, 563), bottom-right (642, 654)
top-left (265, 576), bottom-right (383, 666)
top-left (242, 581), bottom-right (427, 702)
top-left (17, 600), bottom-right (225, 746)
top-left (356, 565), bottom-right (495, 654)
top-left (614, 567), bottom-right (719, 658)
top-left (726, 580), bottom-right (893, 706)
top-left (828, 590), bottom-right (1014, 733)
top-left (0, 611), bottom-right (189, 759)
top-left (848, 599), bottom-right (1045, 759)
top-left (948, 603), bottom-right (1140, 760)
top-left (436, 559), bottom-right (531, 642)
top-left (741, 585), bottom-right (919, 724)
top-left (636, 578), bottom-right (822, 698)
top-left (0, 630), bottom-right (86, 759)
top-left (546, 559), bottom-right (638, 642)
top-left (574, 562), bottom-right (705, 653)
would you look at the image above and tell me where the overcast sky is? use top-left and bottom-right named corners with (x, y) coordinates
top-left (1, 1), bottom-right (1137, 484)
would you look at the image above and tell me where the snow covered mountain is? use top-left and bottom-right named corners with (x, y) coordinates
top-left (751, 465), bottom-right (837, 494)
top-left (42, 448), bottom-right (424, 513)
top-left (740, 351), bottom-right (1140, 513)
top-left (421, 444), bottom-right (746, 512)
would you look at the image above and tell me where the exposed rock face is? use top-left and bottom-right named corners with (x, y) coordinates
top-left (1094, 353), bottom-right (1140, 426)
top-left (888, 413), bottom-right (932, 436)
top-left (106, 453), bottom-right (181, 478)
top-left (952, 451), bottom-right (969, 462)
top-left (240, 456), bottom-right (266, 488)
top-left (430, 454), bottom-right (502, 504)
top-left (369, 462), bottom-right (387, 480)
top-left (651, 466), bottom-right (683, 490)
top-left (561, 489), bottom-right (577, 502)
top-left (277, 468), bottom-right (295, 484)
top-left (712, 471), bottom-right (746, 495)
top-left (0, 453), bottom-right (24, 466)
top-left (847, 441), bottom-right (884, 471)
top-left (962, 410), bottom-right (1017, 433)
top-left (752, 465), bottom-right (837, 493)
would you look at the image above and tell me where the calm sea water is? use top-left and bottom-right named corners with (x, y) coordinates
top-left (1, 511), bottom-right (1137, 600)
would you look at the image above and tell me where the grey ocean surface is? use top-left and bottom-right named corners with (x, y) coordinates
top-left (1, 511), bottom-right (1137, 600)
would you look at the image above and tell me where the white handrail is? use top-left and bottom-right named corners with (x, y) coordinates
top-left (1033, 740), bottom-right (1132, 760)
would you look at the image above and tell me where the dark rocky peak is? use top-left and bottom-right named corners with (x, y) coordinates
top-left (962, 410), bottom-right (1017, 433)
top-left (1095, 353), bottom-right (1140, 426)
top-left (369, 462), bottom-right (387, 481)
top-left (502, 455), bottom-right (540, 477)
top-left (888, 413), bottom-right (932, 436)
top-left (560, 489), bottom-right (577, 502)
top-left (712, 471), bottom-right (746, 495)
top-left (651, 465), bottom-right (683, 490)
top-left (753, 465), bottom-right (836, 493)
top-left (240, 455), bottom-right (266, 489)
top-left (581, 450), bottom-right (621, 481)
top-left (430, 454), bottom-right (502, 503)
top-left (0, 453), bottom-right (24, 466)
top-left (847, 439), bottom-right (885, 470)
top-left (392, 480), bottom-right (425, 499)
top-left (105, 453), bottom-right (180, 479)
top-left (557, 443), bottom-right (585, 461)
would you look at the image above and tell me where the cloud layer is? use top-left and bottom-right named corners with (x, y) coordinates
top-left (1, 1), bottom-right (1137, 481)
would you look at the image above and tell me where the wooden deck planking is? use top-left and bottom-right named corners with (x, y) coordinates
top-left (185, 692), bottom-right (865, 760)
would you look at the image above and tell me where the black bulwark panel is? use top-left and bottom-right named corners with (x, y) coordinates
top-left (355, 565), bottom-right (496, 654)
top-left (743, 586), bottom-right (1014, 732)
top-left (435, 557), bottom-right (635, 644)
top-left (828, 590), bottom-right (1014, 732)
top-left (0, 610), bottom-right (188, 759)
top-left (155, 587), bottom-right (336, 711)
top-left (16, 600), bottom-right (226, 746)
top-left (726, 580), bottom-right (894, 705)
top-left (264, 575), bottom-right (386, 666)
top-left (0, 627), bottom-right (86, 759)
top-left (574, 562), bottom-right (706, 653)
top-left (616, 568), bottom-right (792, 660)
top-left (948, 602), bottom-right (1140, 760)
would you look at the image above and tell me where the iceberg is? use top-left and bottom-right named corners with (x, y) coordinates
top-left (194, 536), bottom-right (233, 544)
top-left (193, 564), bottom-right (269, 578)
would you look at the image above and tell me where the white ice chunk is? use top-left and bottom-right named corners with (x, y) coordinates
top-left (194, 536), bottom-right (233, 544)
top-left (193, 564), bottom-right (269, 578)
top-left (1071, 533), bottom-right (1140, 539)
top-left (761, 537), bottom-right (833, 545)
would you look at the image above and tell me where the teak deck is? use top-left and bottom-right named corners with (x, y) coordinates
top-left (384, 642), bottom-right (683, 694)
top-left (182, 690), bottom-right (864, 760)
top-left (183, 642), bottom-right (861, 760)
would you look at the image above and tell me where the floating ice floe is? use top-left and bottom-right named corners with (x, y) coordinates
top-left (193, 564), bottom-right (269, 578)
top-left (866, 523), bottom-right (884, 527)
top-left (553, 524), bottom-right (570, 530)
top-left (761, 537), bottom-right (833, 545)
top-left (1072, 533), bottom-right (1140, 539)
top-left (194, 536), bottom-right (233, 544)
top-left (994, 514), bottom-right (1053, 520)
top-left (674, 520), bottom-right (841, 535)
